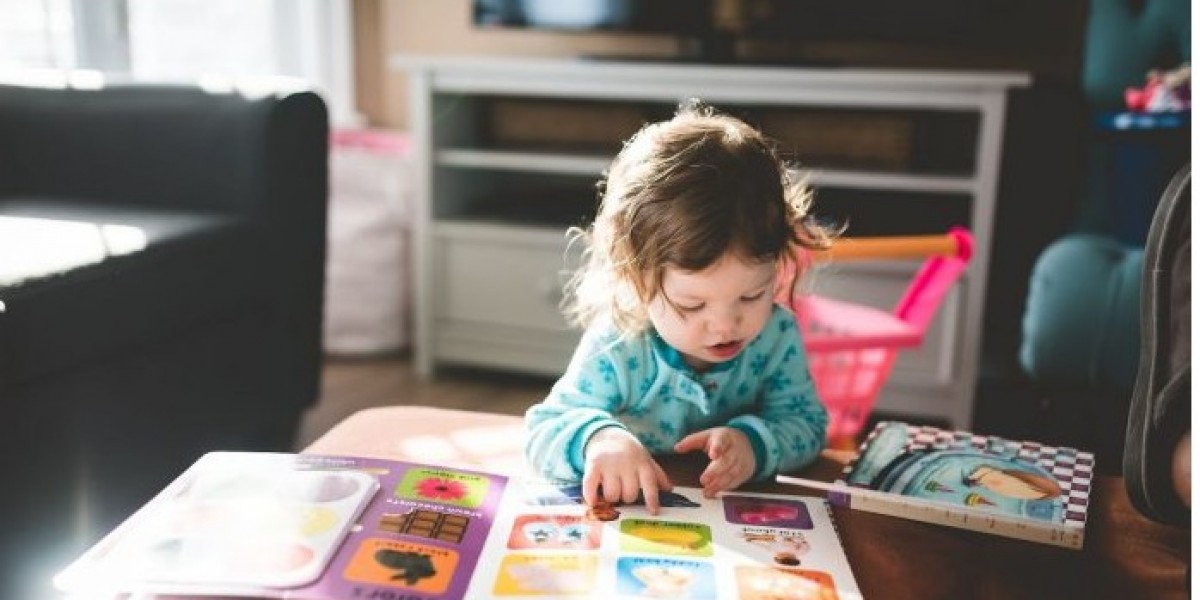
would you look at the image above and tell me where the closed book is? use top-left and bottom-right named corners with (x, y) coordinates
top-left (780, 421), bottom-right (1094, 549)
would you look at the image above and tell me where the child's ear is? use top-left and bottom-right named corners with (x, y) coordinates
top-left (773, 252), bottom-right (802, 305)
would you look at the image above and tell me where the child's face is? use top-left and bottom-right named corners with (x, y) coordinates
top-left (648, 252), bottom-right (776, 371)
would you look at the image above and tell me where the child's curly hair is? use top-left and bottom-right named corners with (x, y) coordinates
top-left (564, 101), bottom-right (838, 335)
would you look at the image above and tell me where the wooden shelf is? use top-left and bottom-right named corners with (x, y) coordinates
top-left (402, 55), bottom-right (1029, 429)
top-left (438, 148), bottom-right (978, 195)
top-left (438, 148), bottom-right (609, 176)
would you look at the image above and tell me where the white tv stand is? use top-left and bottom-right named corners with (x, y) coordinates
top-left (395, 55), bottom-right (1029, 429)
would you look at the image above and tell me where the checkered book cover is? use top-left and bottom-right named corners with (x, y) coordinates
top-left (841, 421), bottom-right (1095, 529)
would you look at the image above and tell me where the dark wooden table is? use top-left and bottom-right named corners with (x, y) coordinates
top-left (307, 406), bottom-right (1191, 599)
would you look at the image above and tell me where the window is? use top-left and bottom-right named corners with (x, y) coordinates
top-left (127, 0), bottom-right (281, 79)
top-left (0, 0), bottom-right (358, 125)
top-left (0, 0), bottom-right (76, 70)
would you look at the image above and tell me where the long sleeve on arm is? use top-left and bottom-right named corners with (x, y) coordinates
top-left (524, 326), bottom-right (633, 482)
top-left (727, 308), bottom-right (828, 479)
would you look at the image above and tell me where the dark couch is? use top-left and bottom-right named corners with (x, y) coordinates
top-left (0, 81), bottom-right (328, 598)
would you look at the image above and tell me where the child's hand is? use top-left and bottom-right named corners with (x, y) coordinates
top-left (674, 427), bottom-right (756, 498)
top-left (583, 427), bottom-right (673, 515)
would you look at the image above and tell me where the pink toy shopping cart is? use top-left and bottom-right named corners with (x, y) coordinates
top-left (783, 228), bottom-right (974, 448)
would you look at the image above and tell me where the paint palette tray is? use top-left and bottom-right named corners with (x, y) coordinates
top-left (57, 452), bottom-right (379, 593)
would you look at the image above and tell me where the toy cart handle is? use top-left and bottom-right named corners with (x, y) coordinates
top-left (785, 227), bottom-right (975, 347)
top-left (811, 228), bottom-right (974, 263)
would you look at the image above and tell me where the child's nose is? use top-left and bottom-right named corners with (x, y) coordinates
top-left (709, 307), bottom-right (742, 335)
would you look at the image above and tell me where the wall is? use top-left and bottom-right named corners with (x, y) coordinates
top-left (353, 0), bottom-right (678, 129)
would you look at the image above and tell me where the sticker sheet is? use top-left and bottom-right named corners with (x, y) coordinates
top-left (56, 453), bottom-right (861, 600)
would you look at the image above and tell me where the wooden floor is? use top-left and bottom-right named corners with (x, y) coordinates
top-left (295, 353), bottom-right (553, 450)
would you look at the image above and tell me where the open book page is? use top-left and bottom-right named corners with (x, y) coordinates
top-left (57, 452), bottom-right (861, 599)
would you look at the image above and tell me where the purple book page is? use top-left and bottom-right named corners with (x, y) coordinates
top-left (292, 455), bottom-right (510, 600)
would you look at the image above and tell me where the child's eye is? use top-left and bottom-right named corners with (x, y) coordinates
top-left (740, 291), bottom-right (766, 302)
top-left (678, 303), bottom-right (704, 313)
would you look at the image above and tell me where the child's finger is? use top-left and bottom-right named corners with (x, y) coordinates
top-left (638, 467), bottom-right (661, 515)
top-left (620, 473), bottom-right (641, 505)
top-left (582, 467), bottom-right (602, 507)
top-left (703, 456), bottom-right (746, 495)
top-left (653, 461), bottom-right (673, 492)
top-left (602, 473), bottom-right (624, 504)
top-left (706, 433), bottom-right (729, 460)
top-left (704, 470), bottom-right (733, 497)
top-left (699, 459), bottom-right (729, 489)
top-left (673, 430), bottom-right (711, 454)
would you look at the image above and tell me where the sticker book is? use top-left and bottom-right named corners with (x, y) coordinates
top-left (779, 421), bottom-right (1095, 549)
top-left (56, 452), bottom-right (862, 599)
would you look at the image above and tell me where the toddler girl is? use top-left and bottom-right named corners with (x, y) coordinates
top-left (524, 103), bottom-right (835, 513)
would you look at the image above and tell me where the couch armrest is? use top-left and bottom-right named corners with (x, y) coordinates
top-left (1019, 233), bottom-right (1142, 396)
top-left (262, 90), bottom-right (329, 409)
top-left (0, 82), bottom-right (322, 215)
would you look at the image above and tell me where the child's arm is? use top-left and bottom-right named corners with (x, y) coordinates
top-left (523, 326), bottom-right (636, 481)
top-left (523, 326), bottom-right (672, 513)
top-left (726, 308), bottom-right (829, 479)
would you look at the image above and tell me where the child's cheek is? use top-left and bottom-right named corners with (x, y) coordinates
top-left (648, 296), bottom-right (684, 325)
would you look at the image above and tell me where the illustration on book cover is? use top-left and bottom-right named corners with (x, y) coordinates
top-left (844, 421), bottom-right (1093, 527)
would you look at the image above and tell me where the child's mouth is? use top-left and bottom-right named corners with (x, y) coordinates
top-left (708, 340), bottom-right (743, 358)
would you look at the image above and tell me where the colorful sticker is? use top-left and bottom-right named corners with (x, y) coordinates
top-left (395, 468), bottom-right (490, 509)
top-left (739, 528), bottom-right (811, 568)
top-left (379, 509), bottom-right (470, 543)
top-left (493, 554), bottom-right (597, 596)
top-left (619, 519), bottom-right (713, 557)
top-left (734, 566), bottom-right (837, 600)
top-left (723, 496), bottom-right (813, 529)
top-left (615, 556), bottom-right (716, 599)
top-left (508, 515), bottom-right (602, 550)
top-left (342, 538), bottom-right (458, 593)
top-left (293, 506), bottom-right (341, 536)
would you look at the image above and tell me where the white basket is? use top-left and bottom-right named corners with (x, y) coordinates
top-left (323, 129), bottom-right (413, 354)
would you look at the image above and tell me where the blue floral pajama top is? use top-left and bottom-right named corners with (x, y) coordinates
top-left (525, 304), bottom-right (827, 483)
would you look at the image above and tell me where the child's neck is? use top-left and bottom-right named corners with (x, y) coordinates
top-left (684, 355), bottom-right (714, 373)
